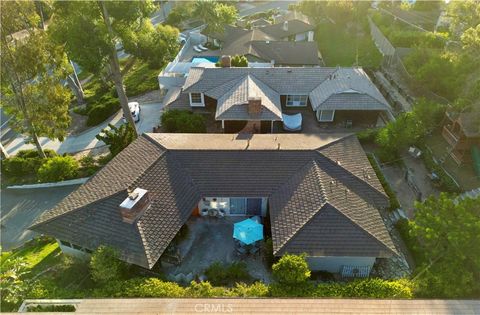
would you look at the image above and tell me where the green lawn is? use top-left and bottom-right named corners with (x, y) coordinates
top-left (316, 22), bottom-right (382, 69)
top-left (1, 238), bottom-right (59, 272)
top-left (123, 58), bottom-right (163, 97)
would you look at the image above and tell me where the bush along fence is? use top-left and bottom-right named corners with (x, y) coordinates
top-left (367, 153), bottom-right (401, 211)
top-left (421, 146), bottom-right (461, 193)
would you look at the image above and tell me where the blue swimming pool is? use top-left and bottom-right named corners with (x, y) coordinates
top-left (191, 56), bottom-right (219, 64)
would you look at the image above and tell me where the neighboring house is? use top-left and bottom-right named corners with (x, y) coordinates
top-left (202, 25), bottom-right (320, 67)
top-left (442, 108), bottom-right (480, 166)
top-left (164, 66), bottom-right (393, 133)
top-left (30, 133), bottom-right (398, 275)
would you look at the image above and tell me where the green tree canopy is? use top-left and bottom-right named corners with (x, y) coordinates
top-left (194, 0), bottom-right (238, 34)
top-left (1, 0), bottom-right (72, 157)
top-left (272, 254), bottom-right (311, 285)
top-left (122, 21), bottom-right (180, 69)
top-left (96, 123), bottom-right (136, 157)
top-left (49, 1), bottom-right (156, 135)
top-left (410, 194), bottom-right (480, 298)
top-left (446, 0), bottom-right (480, 36)
top-left (375, 98), bottom-right (445, 161)
top-left (90, 246), bottom-right (126, 284)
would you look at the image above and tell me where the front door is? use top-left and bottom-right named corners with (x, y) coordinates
top-left (246, 198), bottom-right (262, 216)
top-left (230, 198), bottom-right (246, 215)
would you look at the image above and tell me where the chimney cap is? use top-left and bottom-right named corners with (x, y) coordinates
top-left (120, 188), bottom-right (148, 209)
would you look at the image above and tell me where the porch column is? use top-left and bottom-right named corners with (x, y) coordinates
top-left (271, 120), bottom-right (274, 133)
top-left (222, 120), bottom-right (225, 130)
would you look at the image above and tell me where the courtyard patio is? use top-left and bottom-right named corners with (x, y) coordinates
top-left (162, 216), bottom-right (272, 284)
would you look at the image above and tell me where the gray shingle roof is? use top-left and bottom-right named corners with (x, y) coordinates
top-left (249, 41), bottom-right (320, 65)
top-left (309, 68), bottom-right (390, 111)
top-left (31, 133), bottom-right (397, 269)
top-left (181, 67), bottom-right (391, 115)
top-left (261, 19), bottom-right (315, 38)
top-left (204, 25), bottom-right (319, 66)
top-left (215, 75), bottom-right (282, 120)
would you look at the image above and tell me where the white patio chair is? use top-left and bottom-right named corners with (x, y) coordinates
top-left (193, 45), bottom-right (203, 53)
top-left (198, 44), bottom-right (208, 51)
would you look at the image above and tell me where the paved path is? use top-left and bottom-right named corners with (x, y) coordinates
top-left (5, 102), bottom-right (163, 156)
top-left (0, 186), bottom-right (79, 250)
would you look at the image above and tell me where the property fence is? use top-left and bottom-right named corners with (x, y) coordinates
top-left (368, 16), bottom-right (451, 106)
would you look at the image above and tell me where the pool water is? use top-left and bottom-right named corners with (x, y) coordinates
top-left (191, 56), bottom-right (219, 64)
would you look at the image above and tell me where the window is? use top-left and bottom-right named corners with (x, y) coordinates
top-left (190, 93), bottom-right (204, 107)
top-left (286, 95), bottom-right (308, 107)
top-left (60, 240), bottom-right (71, 248)
top-left (318, 110), bottom-right (335, 122)
top-left (72, 243), bottom-right (83, 251)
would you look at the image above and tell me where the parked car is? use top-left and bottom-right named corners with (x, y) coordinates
top-left (123, 102), bottom-right (141, 123)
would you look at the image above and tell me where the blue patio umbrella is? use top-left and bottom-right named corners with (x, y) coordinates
top-left (233, 218), bottom-right (263, 245)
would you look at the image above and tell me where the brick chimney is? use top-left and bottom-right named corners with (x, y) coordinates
top-left (119, 188), bottom-right (150, 224)
top-left (248, 96), bottom-right (262, 114)
top-left (220, 55), bottom-right (231, 68)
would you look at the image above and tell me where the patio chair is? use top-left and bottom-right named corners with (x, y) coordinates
top-left (216, 209), bottom-right (225, 218)
top-left (193, 45), bottom-right (203, 53)
top-left (198, 44), bottom-right (208, 51)
top-left (249, 246), bottom-right (259, 255)
top-left (236, 246), bottom-right (247, 256)
top-left (200, 208), bottom-right (209, 217)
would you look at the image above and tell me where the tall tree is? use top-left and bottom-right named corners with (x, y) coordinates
top-left (410, 194), bottom-right (480, 298)
top-left (49, 1), bottom-right (156, 136)
top-left (194, 0), bottom-right (237, 34)
top-left (121, 20), bottom-right (180, 69)
top-left (1, 0), bottom-right (72, 158)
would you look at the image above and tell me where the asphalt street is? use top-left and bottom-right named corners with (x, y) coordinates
top-left (1, 185), bottom-right (79, 251)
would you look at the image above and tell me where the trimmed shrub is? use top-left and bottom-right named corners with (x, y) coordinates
top-left (205, 262), bottom-right (252, 286)
top-left (272, 254), bottom-right (311, 285)
top-left (356, 128), bottom-right (379, 145)
top-left (86, 97), bottom-right (120, 126)
top-left (16, 149), bottom-right (57, 159)
top-left (231, 55), bottom-right (248, 67)
top-left (186, 281), bottom-right (227, 297)
top-left (90, 246), bottom-right (126, 285)
top-left (125, 278), bottom-right (186, 298)
top-left (367, 153), bottom-right (401, 211)
top-left (79, 156), bottom-right (99, 177)
top-left (161, 110), bottom-right (206, 133)
top-left (228, 282), bottom-right (269, 297)
top-left (37, 156), bottom-right (80, 183)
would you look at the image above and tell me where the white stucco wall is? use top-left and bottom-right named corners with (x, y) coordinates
top-left (306, 256), bottom-right (376, 273)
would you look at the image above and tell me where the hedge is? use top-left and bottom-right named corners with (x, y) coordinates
top-left (1, 149), bottom-right (57, 178)
top-left (367, 153), bottom-right (401, 211)
top-left (86, 278), bottom-right (413, 299)
top-left (37, 156), bottom-right (80, 183)
top-left (86, 96), bottom-right (120, 126)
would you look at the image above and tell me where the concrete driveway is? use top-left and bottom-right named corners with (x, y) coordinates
top-left (1, 185), bottom-right (79, 250)
top-left (5, 102), bottom-right (163, 156)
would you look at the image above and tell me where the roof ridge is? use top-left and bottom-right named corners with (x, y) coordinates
top-left (327, 199), bottom-right (398, 256)
top-left (271, 159), bottom-right (327, 253)
top-left (29, 190), bottom-right (127, 230)
top-left (315, 136), bottom-right (388, 200)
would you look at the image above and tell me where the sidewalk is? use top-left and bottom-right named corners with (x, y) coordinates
top-left (5, 102), bottom-right (163, 156)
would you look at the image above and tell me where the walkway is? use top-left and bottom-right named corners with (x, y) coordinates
top-left (5, 102), bottom-right (163, 156)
